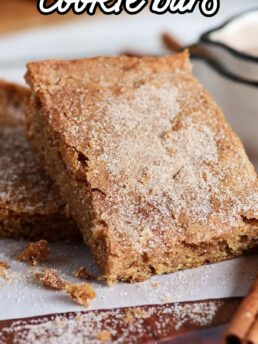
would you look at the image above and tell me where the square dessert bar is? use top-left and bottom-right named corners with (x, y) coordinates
top-left (25, 51), bottom-right (258, 284)
top-left (0, 80), bottom-right (80, 242)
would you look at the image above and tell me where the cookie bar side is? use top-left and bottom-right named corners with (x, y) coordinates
top-left (0, 81), bottom-right (80, 243)
top-left (0, 208), bottom-right (81, 243)
top-left (25, 91), bottom-right (113, 280)
top-left (0, 79), bottom-right (29, 125)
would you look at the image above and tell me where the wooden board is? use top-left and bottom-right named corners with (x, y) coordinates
top-left (0, 298), bottom-right (241, 343)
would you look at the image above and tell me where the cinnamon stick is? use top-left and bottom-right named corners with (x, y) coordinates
top-left (161, 32), bottom-right (183, 52)
top-left (224, 275), bottom-right (258, 344)
top-left (122, 50), bottom-right (145, 57)
top-left (246, 317), bottom-right (258, 344)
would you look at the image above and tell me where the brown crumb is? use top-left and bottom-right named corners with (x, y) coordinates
top-left (65, 283), bottom-right (96, 307)
top-left (17, 240), bottom-right (50, 265)
top-left (131, 309), bottom-right (148, 318)
top-left (35, 269), bottom-right (66, 290)
top-left (153, 282), bottom-right (160, 287)
top-left (123, 310), bottom-right (135, 323)
top-left (0, 261), bottom-right (10, 279)
top-left (0, 262), bottom-right (10, 269)
top-left (163, 297), bottom-right (169, 303)
top-left (73, 267), bottom-right (95, 280)
top-left (95, 330), bottom-right (111, 341)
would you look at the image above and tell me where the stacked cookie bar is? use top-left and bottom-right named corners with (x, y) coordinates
top-left (23, 51), bottom-right (257, 284)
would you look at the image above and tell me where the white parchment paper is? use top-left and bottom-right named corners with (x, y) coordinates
top-left (0, 239), bottom-right (257, 321)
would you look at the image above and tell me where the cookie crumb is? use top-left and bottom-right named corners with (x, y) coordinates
top-left (0, 261), bottom-right (10, 279)
top-left (73, 267), bottom-right (95, 280)
top-left (35, 269), bottom-right (66, 290)
top-left (153, 282), bottom-right (160, 287)
top-left (65, 283), bottom-right (96, 307)
top-left (95, 330), bottom-right (111, 341)
top-left (163, 297), bottom-right (169, 303)
top-left (17, 240), bottom-right (50, 265)
top-left (0, 262), bottom-right (10, 269)
top-left (123, 310), bottom-right (135, 323)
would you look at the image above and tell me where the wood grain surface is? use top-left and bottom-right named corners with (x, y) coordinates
top-left (0, 298), bottom-right (241, 344)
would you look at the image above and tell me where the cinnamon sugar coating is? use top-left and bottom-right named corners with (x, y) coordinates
top-left (35, 269), bottom-right (66, 290)
top-left (25, 52), bottom-right (258, 284)
top-left (0, 261), bottom-right (10, 279)
top-left (0, 80), bottom-right (80, 242)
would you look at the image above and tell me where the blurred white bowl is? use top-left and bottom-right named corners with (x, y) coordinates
top-left (200, 8), bottom-right (258, 83)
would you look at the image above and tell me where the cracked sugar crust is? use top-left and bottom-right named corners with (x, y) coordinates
top-left (0, 81), bottom-right (70, 215)
top-left (0, 79), bottom-right (26, 126)
top-left (25, 52), bottom-right (258, 257)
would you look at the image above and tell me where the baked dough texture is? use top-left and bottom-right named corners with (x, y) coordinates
top-left (25, 52), bottom-right (258, 284)
top-left (0, 80), bottom-right (80, 242)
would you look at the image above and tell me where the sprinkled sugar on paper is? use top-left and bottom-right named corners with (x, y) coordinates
top-left (0, 239), bottom-right (256, 321)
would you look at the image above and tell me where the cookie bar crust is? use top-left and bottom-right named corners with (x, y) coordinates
top-left (0, 80), bottom-right (80, 243)
top-left (25, 52), bottom-right (258, 283)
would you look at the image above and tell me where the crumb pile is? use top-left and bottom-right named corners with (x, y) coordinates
top-left (0, 241), bottom-right (97, 308)
top-left (16, 241), bottom-right (97, 306)
top-left (35, 269), bottom-right (96, 307)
